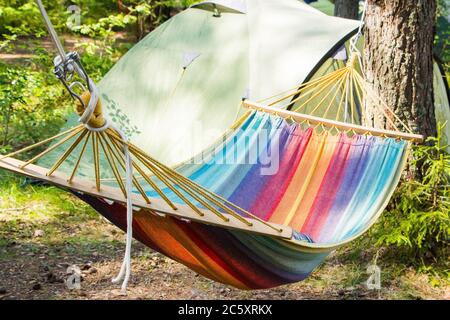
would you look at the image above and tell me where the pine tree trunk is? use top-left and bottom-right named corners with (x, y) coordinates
top-left (363, 0), bottom-right (437, 138)
top-left (334, 0), bottom-right (359, 19)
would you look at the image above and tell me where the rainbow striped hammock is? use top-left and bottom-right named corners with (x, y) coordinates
top-left (0, 60), bottom-right (423, 290)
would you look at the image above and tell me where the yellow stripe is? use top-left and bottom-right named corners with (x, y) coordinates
top-left (283, 132), bottom-right (328, 226)
top-left (269, 132), bottom-right (326, 225)
top-left (291, 133), bottom-right (339, 231)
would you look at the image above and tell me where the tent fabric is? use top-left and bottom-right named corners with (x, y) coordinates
top-left (40, 0), bottom-right (359, 172)
top-left (433, 62), bottom-right (450, 153)
top-left (245, 0), bottom-right (358, 101)
top-left (192, 0), bottom-right (248, 13)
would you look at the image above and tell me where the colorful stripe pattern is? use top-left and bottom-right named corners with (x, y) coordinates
top-left (78, 193), bottom-right (329, 289)
top-left (155, 111), bottom-right (408, 243)
top-left (78, 111), bottom-right (409, 289)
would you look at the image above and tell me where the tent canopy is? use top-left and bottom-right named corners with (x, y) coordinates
top-left (41, 0), bottom-right (359, 177)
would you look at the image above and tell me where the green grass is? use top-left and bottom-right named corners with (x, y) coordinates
top-left (309, 0), bottom-right (335, 16)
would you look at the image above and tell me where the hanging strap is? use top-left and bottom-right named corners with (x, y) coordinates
top-left (349, 0), bottom-right (368, 54)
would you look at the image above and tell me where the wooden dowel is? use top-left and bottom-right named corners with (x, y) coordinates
top-left (108, 131), bottom-right (246, 225)
top-left (131, 149), bottom-right (206, 217)
top-left (243, 101), bottom-right (424, 142)
top-left (107, 130), bottom-right (206, 218)
top-left (322, 74), bottom-right (347, 119)
top-left (268, 68), bottom-right (347, 106)
top-left (106, 129), bottom-right (284, 233)
top-left (353, 72), bottom-right (412, 133)
top-left (107, 133), bottom-right (177, 210)
top-left (351, 70), bottom-right (368, 125)
top-left (137, 155), bottom-right (232, 223)
top-left (98, 132), bottom-right (151, 204)
top-left (334, 72), bottom-right (350, 122)
top-left (97, 132), bottom-right (128, 198)
top-left (309, 72), bottom-right (349, 116)
top-left (287, 68), bottom-right (347, 110)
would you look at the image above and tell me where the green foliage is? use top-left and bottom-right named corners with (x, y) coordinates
top-left (0, 38), bottom-right (127, 156)
top-left (373, 126), bottom-right (450, 262)
top-left (435, 0), bottom-right (449, 73)
top-left (0, 1), bottom-right (200, 40)
top-left (0, 60), bottom-right (70, 156)
top-left (0, 1), bottom-right (70, 37)
top-left (71, 12), bottom-right (136, 38)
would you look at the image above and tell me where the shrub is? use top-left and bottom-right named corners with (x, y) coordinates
top-left (373, 125), bottom-right (450, 262)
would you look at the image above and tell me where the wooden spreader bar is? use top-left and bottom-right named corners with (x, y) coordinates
top-left (243, 101), bottom-right (424, 143)
top-left (0, 157), bottom-right (293, 240)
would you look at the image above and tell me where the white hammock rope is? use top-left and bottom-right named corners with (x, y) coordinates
top-left (34, 0), bottom-right (134, 294)
top-left (79, 84), bottom-right (134, 294)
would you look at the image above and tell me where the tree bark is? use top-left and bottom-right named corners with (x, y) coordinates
top-left (118, 1), bottom-right (124, 13)
top-left (363, 0), bottom-right (437, 138)
top-left (334, 0), bottom-right (359, 19)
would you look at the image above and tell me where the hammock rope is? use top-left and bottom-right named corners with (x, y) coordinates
top-left (243, 51), bottom-right (420, 141)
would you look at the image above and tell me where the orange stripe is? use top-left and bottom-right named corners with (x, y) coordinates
top-left (292, 133), bottom-right (339, 231)
top-left (134, 212), bottom-right (248, 288)
top-left (134, 213), bottom-right (216, 278)
top-left (269, 132), bottom-right (325, 224)
top-left (269, 133), bottom-right (338, 231)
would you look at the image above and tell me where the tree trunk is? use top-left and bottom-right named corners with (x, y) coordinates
top-left (363, 0), bottom-right (437, 138)
top-left (118, 1), bottom-right (124, 12)
top-left (334, 0), bottom-right (359, 19)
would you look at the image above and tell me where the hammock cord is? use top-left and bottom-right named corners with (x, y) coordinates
top-left (78, 83), bottom-right (133, 294)
top-left (34, 0), bottom-right (133, 294)
top-left (76, 61), bottom-right (133, 295)
top-left (77, 78), bottom-right (134, 294)
top-left (349, 0), bottom-right (368, 56)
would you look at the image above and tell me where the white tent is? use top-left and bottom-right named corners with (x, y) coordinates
top-left (88, 0), bottom-right (359, 167)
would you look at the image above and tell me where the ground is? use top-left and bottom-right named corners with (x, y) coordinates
top-left (0, 177), bottom-right (448, 300)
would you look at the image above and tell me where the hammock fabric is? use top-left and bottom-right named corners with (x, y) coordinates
top-left (72, 110), bottom-right (409, 289)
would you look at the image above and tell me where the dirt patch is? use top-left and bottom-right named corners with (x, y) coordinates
top-left (0, 239), bottom-right (377, 300)
top-left (0, 33), bottom-right (133, 63)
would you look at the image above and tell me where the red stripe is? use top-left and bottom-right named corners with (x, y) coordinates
top-left (301, 134), bottom-right (352, 239)
top-left (176, 221), bottom-right (283, 289)
top-left (251, 127), bottom-right (313, 220)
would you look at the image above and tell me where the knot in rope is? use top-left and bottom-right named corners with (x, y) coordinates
top-left (76, 80), bottom-right (134, 294)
